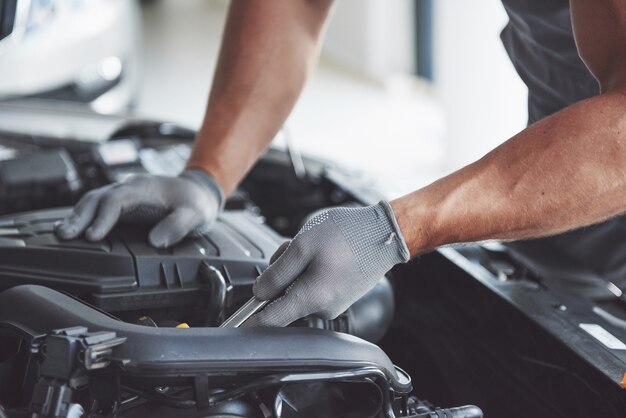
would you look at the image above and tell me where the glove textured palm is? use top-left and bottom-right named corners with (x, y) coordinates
top-left (245, 201), bottom-right (410, 327)
top-left (56, 169), bottom-right (223, 248)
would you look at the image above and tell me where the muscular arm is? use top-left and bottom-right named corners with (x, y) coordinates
top-left (391, 0), bottom-right (626, 256)
top-left (187, 0), bottom-right (333, 195)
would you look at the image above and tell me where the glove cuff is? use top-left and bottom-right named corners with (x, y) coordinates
top-left (180, 169), bottom-right (225, 210)
top-left (330, 201), bottom-right (411, 281)
top-left (379, 200), bottom-right (411, 263)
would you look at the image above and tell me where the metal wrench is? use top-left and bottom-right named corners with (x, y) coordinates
top-left (219, 297), bottom-right (269, 328)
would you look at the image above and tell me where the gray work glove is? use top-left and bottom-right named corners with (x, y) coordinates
top-left (244, 201), bottom-right (410, 327)
top-left (55, 169), bottom-right (223, 248)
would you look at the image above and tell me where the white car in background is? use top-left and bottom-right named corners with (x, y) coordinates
top-left (0, 0), bottom-right (141, 114)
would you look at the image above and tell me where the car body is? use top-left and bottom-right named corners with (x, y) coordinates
top-left (0, 0), bottom-right (141, 114)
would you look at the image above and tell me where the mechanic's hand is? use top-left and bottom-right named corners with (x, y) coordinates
top-left (244, 201), bottom-right (410, 327)
top-left (55, 169), bottom-right (223, 248)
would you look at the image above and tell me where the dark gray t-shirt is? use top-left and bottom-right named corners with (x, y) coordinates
top-left (500, 0), bottom-right (626, 286)
top-left (500, 0), bottom-right (599, 123)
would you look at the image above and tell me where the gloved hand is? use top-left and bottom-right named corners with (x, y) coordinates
top-left (244, 201), bottom-right (410, 327)
top-left (55, 169), bottom-right (223, 248)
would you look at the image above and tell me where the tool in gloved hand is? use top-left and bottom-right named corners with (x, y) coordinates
top-left (241, 201), bottom-right (411, 328)
top-left (220, 297), bottom-right (269, 327)
top-left (220, 240), bottom-right (291, 328)
top-left (55, 169), bottom-right (223, 248)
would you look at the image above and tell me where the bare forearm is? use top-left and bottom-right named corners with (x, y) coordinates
top-left (392, 91), bottom-right (626, 256)
top-left (187, 0), bottom-right (333, 195)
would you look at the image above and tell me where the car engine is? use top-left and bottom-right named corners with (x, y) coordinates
top-left (0, 103), bottom-right (482, 418)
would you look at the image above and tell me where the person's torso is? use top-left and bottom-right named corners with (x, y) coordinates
top-left (501, 0), bottom-right (626, 288)
top-left (500, 0), bottom-right (598, 123)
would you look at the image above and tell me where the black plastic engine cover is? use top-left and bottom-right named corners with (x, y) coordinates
top-left (0, 207), bottom-right (283, 321)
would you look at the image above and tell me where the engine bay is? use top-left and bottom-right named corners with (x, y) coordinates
top-left (0, 103), bottom-right (482, 418)
top-left (5, 102), bottom-right (626, 417)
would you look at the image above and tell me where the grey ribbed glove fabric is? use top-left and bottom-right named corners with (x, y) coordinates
top-left (244, 201), bottom-right (410, 327)
top-left (56, 169), bottom-right (223, 248)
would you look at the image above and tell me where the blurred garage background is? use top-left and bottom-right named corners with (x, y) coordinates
top-left (1, 0), bottom-right (528, 198)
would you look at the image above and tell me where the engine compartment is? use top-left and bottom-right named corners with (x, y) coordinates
top-left (6, 102), bottom-right (626, 417)
top-left (0, 104), bottom-right (482, 418)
